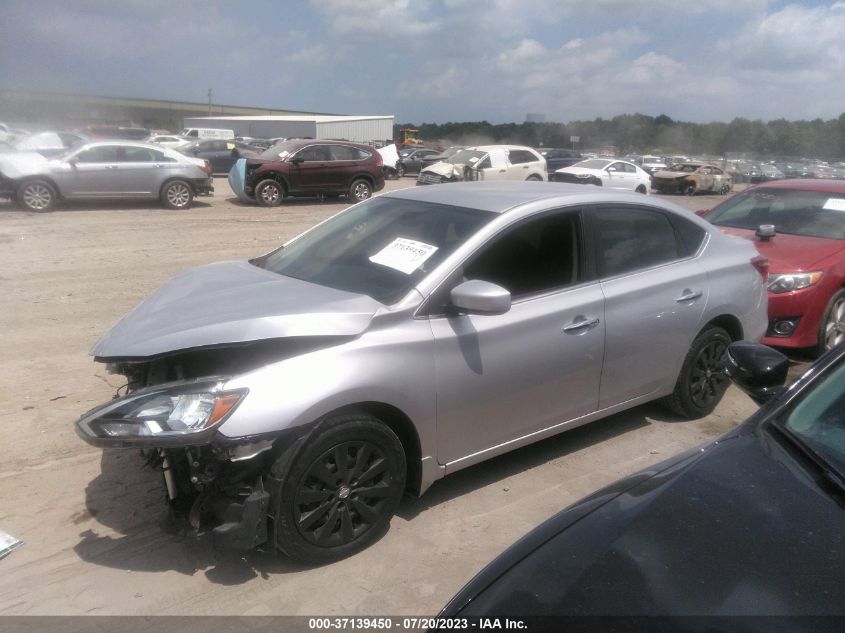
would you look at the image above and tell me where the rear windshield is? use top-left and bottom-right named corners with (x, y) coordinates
top-left (708, 188), bottom-right (845, 239)
top-left (253, 197), bottom-right (494, 304)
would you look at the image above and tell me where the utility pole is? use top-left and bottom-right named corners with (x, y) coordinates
top-left (207, 88), bottom-right (212, 116)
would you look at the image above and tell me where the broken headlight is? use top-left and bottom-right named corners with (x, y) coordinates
top-left (76, 381), bottom-right (246, 442)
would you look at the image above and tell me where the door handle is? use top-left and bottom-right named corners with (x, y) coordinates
top-left (675, 290), bottom-right (703, 303)
top-left (563, 317), bottom-right (600, 333)
top-left (105, 165), bottom-right (119, 169)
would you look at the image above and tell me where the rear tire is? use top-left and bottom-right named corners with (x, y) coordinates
top-left (17, 179), bottom-right (57, 212)
top-left (348, 178), bottom-right (372, 202)
top-left (663, 326), bottom-right (732, 418)
top-left (271, 412), bottom-right (406, 563)
top-left (255, 179), bottom-right (284, 207)
top-left (160, 180), bottom-right (193, 210)
top-left (526, 174), bottom-right (543, 181)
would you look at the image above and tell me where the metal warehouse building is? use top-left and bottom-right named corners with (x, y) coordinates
top-left (182, 115), bottom-right (395, 144)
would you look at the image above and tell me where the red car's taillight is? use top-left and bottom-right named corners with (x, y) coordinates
top-left (375, 154), bottom-right (383, 167)
top-left (751, 255), bottom-right (769, 283)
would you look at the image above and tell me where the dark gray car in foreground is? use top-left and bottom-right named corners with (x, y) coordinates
top-left (438, 341), bottom-right (845, 624)
top-left (74, 182), bottom-right (767, 563)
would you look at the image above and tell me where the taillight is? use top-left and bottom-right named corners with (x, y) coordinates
top-left (200, 160), bottom-right (212, 175)
top-left (375, 154), bottom-right (383, 167)
top-left (751, 255), bottom-right (769, 283)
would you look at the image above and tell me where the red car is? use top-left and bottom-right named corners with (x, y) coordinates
top-left (243, 139), bottom-right (384, 206)
top-left (703, 179), bottom-right (845, 355)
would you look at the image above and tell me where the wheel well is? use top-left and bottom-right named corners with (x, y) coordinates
top-left (349, 174), bottom-right (374, 187)
top-left (705, 315), bottom-right (743, 341)
top-left (160, 177), bottom-right (194, 194)
top-left (256, 171), bottom-right (289, 191)
top-left (18, 176), bottom-right (62, 199)
top-left (328, 402), bottom-right (422, 495)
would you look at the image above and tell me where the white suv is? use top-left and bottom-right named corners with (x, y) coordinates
top-left (417, 145), bottom-right (546, 185)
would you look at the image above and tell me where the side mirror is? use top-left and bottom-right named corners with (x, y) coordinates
top-left (607, 167), bottom-right (616, 172)
top-left (695, 209), bottom-right (709, 217)
top-left (450, 280), bottom-right (511, 315)
top-left (291, 155), bottom-right (304, 165)
top-left (725, 341), bottom-right (789, 405)
top-left (68, 157), bottom-right (78, 167)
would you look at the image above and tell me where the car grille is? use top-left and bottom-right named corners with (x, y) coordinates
top-left (417, 173), bottom-right (444, 185)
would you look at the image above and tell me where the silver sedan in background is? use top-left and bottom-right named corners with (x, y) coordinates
top-left (74, 182), bottom-right (768, 563)
top-left (0, 141), bottom-right (214, 211)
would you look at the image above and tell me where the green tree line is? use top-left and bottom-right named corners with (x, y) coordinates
top-left (396, 113), bottom-right (845, 159)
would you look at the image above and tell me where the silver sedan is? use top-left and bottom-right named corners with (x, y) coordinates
top-left (74, 182), bottom-right (768, 563)
top-left (0, 141), bottom-right (214, 211)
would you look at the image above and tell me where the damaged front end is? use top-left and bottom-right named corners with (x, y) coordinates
top-left (416, 161), bottom-right (476, 185)
top-left (76, 334), bottom-right (346, 549)
top-left (551, 171), bottom-right (602, 186)
top-left (74, 365), bottom-right (274, 550)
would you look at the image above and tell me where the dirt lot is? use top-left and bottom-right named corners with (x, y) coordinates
top-left (0, 178), bottom-right (794, 616)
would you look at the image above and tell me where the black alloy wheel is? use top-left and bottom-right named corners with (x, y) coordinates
top-left (272, 413), bottom-right (405, 563)
top-left (294, 441), bottom-right (395, 548)
top-left (664, 326), bottom-right (732, 418)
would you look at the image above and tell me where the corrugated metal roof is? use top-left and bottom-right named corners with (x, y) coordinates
top-left (192, 115), bottom-right (393, 123)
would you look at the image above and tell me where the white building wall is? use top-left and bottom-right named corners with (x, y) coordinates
top-left (316, 118), bottom-right (393, 144)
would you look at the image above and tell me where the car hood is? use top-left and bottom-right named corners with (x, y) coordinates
top-left (91, 260), bottom-right (383, 359)
top-left (556, 167), bottom-right (601, 177)
top-left (714, 226), bottom-right (845, 271)
top-left (422, 162), bottom-right (464, 177)
top-left (455, 426), bottom-right (845, 615)
top-left (0, 151), bottom-right (51, 178)
top-left (652, 169), bottom-right (687, 179)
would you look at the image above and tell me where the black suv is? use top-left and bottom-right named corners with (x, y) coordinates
top-left (243, 139), bottom-right (385, 206)
top-left (537, 148), bottom-right (582, 173)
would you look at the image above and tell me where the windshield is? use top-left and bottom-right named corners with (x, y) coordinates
top-left (575, 159), bottom-right (611, 169)
top-left (446, 149), bottom-right (486, 165)
top-left (259, 140), bottom-right (301, 160)
top-left (781, 358), bottom-right (845, 478)
top-left (253, 197), bottom-right (494, 303)
top-left (707, 188), bottom-right (845, 239)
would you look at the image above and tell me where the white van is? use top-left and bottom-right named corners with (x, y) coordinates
top-left (179, 127), bottom-right (235, 140)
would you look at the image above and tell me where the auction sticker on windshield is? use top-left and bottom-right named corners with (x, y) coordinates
top-left (369, 238), bottom-right (438, 274)
top-left (823, 198), bottom-right (845, 212)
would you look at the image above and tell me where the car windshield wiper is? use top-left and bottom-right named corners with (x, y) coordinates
top-left (766, 421), bottom-right (845, 496)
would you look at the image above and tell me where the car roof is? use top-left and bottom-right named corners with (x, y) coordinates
top-left (747, 178), bottom-right (845, 194)
top-left (471, 144), bottom-right (537, 152)
top-left (383, 181), bottom-right (697, 216)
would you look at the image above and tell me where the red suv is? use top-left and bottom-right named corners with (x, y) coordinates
top-left (242, 139), bottom-right (384, 206)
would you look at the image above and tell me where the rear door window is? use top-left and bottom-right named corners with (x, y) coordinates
top-left (594, 207), bottom-right (684, 278)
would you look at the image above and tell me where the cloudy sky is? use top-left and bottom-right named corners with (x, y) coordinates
top-left (2, 0), bottom-right (844, 124)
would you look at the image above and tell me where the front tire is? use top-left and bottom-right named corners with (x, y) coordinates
top-left (635, 184), bottom-right (647, 194)
top-left (396, 164), bottom-right (406, 178)
top-left (17, 180), bottom-right (57, 212)
top-left (683, 182), bottom-right (697, 196)
top-left (254, 179), bottom-right (284, 207)
top-left (817, 288), bottom-right (845, 355)
top-left (663, 326), bottom-right (732, 418)
top-left (272, 413), bottom-right (406, 563)
top-left (526, 174), bottom-right (543, 182)
top-left (349, 178), bottom-right (373, 202)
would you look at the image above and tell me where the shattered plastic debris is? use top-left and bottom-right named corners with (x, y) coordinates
top-left (0, 529), bottom-right (23, 559)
